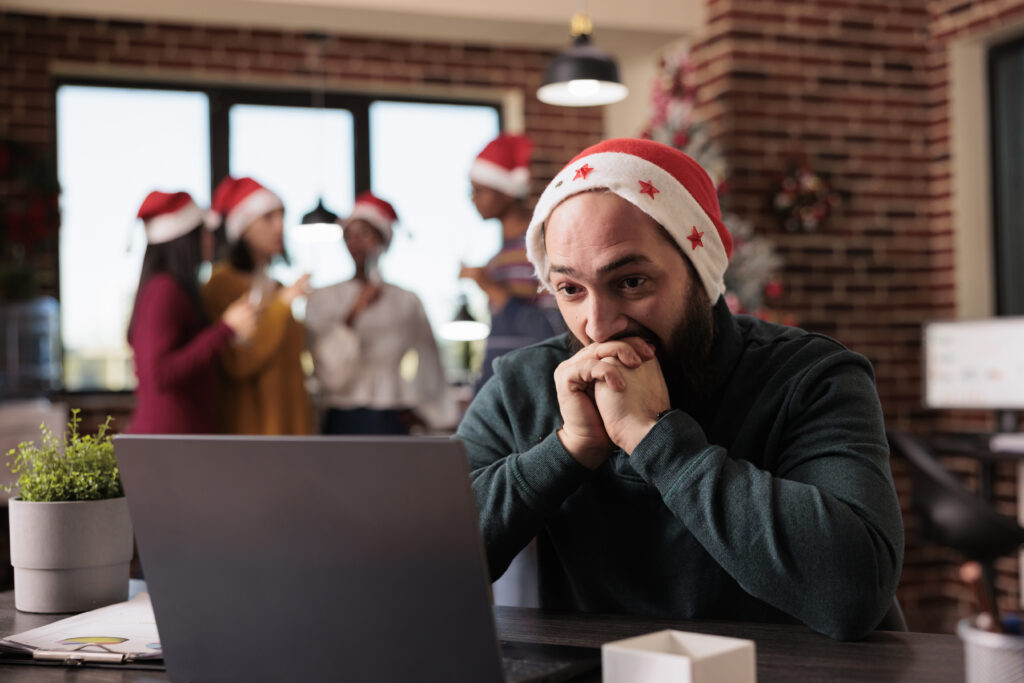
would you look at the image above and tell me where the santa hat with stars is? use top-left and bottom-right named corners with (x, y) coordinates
top-left (209, 176), bottom-right (284, 244)
top-left (525, 137), bottom-right (733, 304)
top-left (342, 191), bottom-right (399, 248)
top-left (136, 190), bottom-right (211, 245)
top-left (469, 133), bottom-right (533, 199)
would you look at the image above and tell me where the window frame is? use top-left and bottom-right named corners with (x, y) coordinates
top-left (987, 35), bottom-right (1024, 316)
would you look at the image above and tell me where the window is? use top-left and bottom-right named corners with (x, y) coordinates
top-left (56, 81), bottom-right (501, 392)
top-left (369, 101), bottom-right (500, 334)
top-left (228, 103), bottom-right (356, 290)
top-left (989, 36), bottom-right (1024, 316)
top-left (57, 85), bottom-right (210, 392)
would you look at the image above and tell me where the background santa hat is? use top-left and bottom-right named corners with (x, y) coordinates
top-left (136, 191), bottom-right (209, 245)
top-left (342, 191), bottom-right (399, 248)
top-left (209, 176), bottom-right (284, 243)
top-left (525, 137), bottom-right (733, 304)
top-left (469, 133), bottom-right (533, 199)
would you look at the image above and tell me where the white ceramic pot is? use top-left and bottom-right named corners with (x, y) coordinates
top-left (8, 496), bottom-right (133, 613)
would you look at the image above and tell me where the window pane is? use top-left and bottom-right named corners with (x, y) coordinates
top-left (990, 39), bottom-right (1024, 316)
top-left (369, 101), bottom-right (500, 335)
top-left (57, 86), bottom-right (210, 392)
top-left (229, 104), bottom-right (355, 290)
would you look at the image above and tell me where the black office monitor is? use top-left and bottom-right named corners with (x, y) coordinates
top-left (922, 317), bottom-right (1024, 410)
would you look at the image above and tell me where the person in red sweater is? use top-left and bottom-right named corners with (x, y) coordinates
top-left (127, 191), bottom-right (257, 434)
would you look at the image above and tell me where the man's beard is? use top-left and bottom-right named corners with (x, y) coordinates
top-left (566, 288), bottom-right (716, 408)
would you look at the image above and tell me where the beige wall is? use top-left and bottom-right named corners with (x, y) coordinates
top-left (0, 0), bottom-right (703, 40)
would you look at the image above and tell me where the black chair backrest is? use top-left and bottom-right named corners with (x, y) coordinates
top-left (888, 431), bottom-right (1024, 563)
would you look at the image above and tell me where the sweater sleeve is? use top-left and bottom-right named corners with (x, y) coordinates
top-left (218, 299), bottom-right (292, 379)
top-left (457, 364), bottom-right (593, 580)
top-left (132, 276), bottom-right (235, 390)
top-left (629, 351), bottom-right (904, 641)
top-left (202, 271), bottom-right (293, 380)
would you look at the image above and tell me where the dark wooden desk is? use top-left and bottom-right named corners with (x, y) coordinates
top-left (0, 591), bottom-right (965, 682)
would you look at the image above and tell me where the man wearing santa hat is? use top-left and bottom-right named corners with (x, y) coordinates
top-left (461, 133), bottom-right (563, 389)
top-left (456, 138), bottom-right (903, 641)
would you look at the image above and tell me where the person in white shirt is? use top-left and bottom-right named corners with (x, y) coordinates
top-left (305, 192), bottom-right (457, 434)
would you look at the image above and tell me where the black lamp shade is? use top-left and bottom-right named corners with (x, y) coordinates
top-left (537, 34), bottom-right (628, 107)
top-left (301, 198), bottom-right (338, 225)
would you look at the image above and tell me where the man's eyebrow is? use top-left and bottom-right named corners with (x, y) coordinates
top-left (598, 255), bottom-right (652, 274)
top-left (550, 254), bottom-right (652, 278)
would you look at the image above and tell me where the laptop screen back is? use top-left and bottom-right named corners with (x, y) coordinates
top-left (114, 435), bottom-right (504, 683)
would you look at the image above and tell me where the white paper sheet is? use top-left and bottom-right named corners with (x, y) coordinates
top-left (0, 592), bottom-right (161, 660)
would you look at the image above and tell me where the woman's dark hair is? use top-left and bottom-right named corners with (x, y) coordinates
top-left (127, 224), bottom-right (205, 341)
top-left (218, 214), bottom-right (291, 273)
top-left (227, 236), bottom-right (257, 273)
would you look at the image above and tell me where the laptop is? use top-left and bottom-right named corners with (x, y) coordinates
top-left (114, 435), bottom-right (599, 682)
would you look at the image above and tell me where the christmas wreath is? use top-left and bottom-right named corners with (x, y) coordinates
top-left (771, 164), bottom-right (840, 233)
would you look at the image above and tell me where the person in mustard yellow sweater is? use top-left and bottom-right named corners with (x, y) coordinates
top-left (202, 176), bottom-right (313, 435)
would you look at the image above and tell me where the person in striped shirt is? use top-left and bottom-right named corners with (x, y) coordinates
top-left (460, 133), bottom-right (564, 391)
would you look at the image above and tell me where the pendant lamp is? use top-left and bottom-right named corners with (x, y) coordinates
top-left (302, 199), bottom-right (337, 226)
top-left (537, 12), bottom-right (628, 107)
top-left (440, 294), bottom-right (490, 341)
top-left (301, 33), bottom-right (339, 228)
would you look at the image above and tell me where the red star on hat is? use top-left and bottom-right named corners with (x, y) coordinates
top-left (686, 226), bottom-right (704, 250)
top-left (573, 163), bottom-right (594, 180)
top-left (638, 180), bottom-right (659, 198)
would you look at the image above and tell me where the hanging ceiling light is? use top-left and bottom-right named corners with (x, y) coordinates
top-left (302, 199), bottom-right (338, 226)
top-left (440, 294), bottom-right (490, 342)
top-left (301, 33), bottom-right (339, 231)
top-left (537, 12), bottom-right (628, 107)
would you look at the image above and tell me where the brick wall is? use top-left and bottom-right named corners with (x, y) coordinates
top-left (0, 11), bottom-right (604, 301)
top-left (692, 0), bottom-right (1024, 632)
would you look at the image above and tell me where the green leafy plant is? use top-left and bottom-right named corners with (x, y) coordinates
top-left (3, 409), bottom-right (123, 502)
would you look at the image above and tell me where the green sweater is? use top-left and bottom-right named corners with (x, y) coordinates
top-left (456, 301), bottom-right (903, 641)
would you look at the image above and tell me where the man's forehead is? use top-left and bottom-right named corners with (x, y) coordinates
top-left (546, 191), bottom-right (651, 240)
top-left (543, 192), bottom-right (679, 269)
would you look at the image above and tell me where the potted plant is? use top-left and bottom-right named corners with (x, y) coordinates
top-left (4, 410), bottom-right (133, 613)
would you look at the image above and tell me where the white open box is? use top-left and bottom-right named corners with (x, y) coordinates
top-left (602, 629), bottom-right (756, 683)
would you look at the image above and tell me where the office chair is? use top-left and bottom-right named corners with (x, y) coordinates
top-left (888, 430), bottom-right (1024, 608)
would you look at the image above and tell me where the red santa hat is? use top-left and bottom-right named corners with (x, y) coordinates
top-left (525, 138), bottom-right (733, 304)
top-left (342, 191), bottom-right (399, 248)
top-left (209, 176), bottom-right (284, 243)
top-left (136, 191), bottom-right (208, 245)
top-left (469, 133), bottom-right (533, 198)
